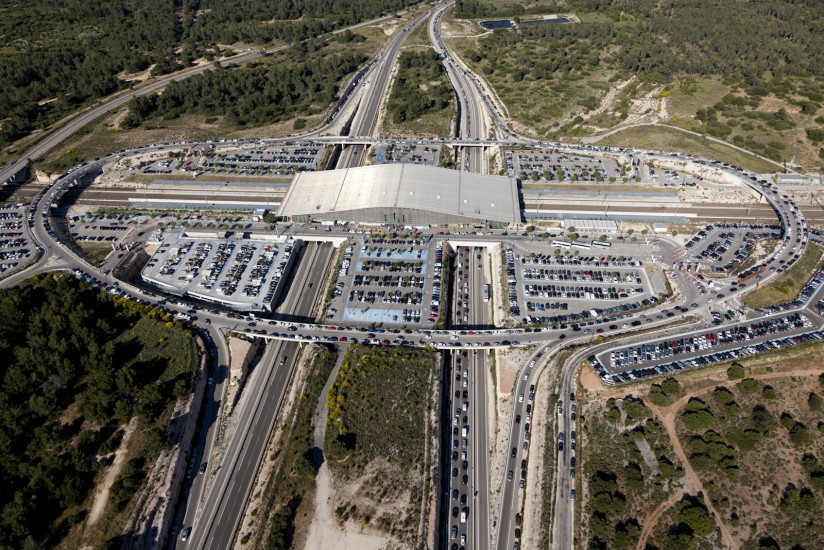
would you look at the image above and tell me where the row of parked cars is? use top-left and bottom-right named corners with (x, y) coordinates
top-left (522, 267), bottom-right (640, 284)
top-left (524, 283), bottom-right (642, 301)
top-left (596, 329), bottom-right (824, 386)
top-left (520, 253), bottom-right (641, 268)
top-left (609, 313), bottom-right (810, 369)
top-left (506, 246), bottom-right (520, 317)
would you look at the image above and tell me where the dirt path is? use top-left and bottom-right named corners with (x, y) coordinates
top-left (87, 417), bottom-right (137, 526)
top-left (638, 367), bottom-right (824, 548)
top-left (302, 346), bottom-right (389, 550)
top-left (645, 397), bottom-right (736, 548)
top-left (303, 464), bottom-right (388, 550)
top-left (636, 489), bottom-right (684, 550)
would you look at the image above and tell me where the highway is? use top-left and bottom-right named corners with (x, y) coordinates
top-left (336, 7), bottom-right (439, 169)
top-left (429, 3), bottom-right (488, 173)
top-left (181, 242), bottom-right (332, 549)
top-left (2, 15), bottom-right (821, 548)
top-left (445, 246), bottom-right (492, 548)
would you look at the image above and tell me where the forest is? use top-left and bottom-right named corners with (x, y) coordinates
top-left (121, 52), bottom-right (367, 129)
top-left (0, 274), bottom-right (199, 547)
top-left (462, 0), bottom-right (824, 84)
top-left (0, 0), bottom-right (419, 145)
top-left (387, 49), bottom-right (454, 124)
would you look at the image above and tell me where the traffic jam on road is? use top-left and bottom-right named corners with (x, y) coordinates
top-left (3, 10), bottom-right (821, 547)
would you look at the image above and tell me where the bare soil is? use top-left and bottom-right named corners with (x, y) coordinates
top-left (86, 418), bottom-right (138, 527)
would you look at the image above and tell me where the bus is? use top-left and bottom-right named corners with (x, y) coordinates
top-left (551, 240), bottom-right (571, 249)
top-left (591, 240), bottom-right (611, 249)
top-left (483, 284), bottom-right (490, 302)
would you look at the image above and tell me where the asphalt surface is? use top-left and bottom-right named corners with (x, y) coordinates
top-left (181, 242), bottom-right (332, 549)
top-left (336, 7), bottom-right (437, 169)
top-left (1, 16), bottom-right (819, 549)
top-left (429, 3), bottom-right (487, 173)
top-left (445, 246), bottom-right (491, 548)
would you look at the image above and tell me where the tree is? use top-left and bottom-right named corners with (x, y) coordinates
top-left (678, 500), bottom-right (714, 536)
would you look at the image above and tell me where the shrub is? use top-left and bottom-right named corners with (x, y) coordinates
top-left (727, 363), bottom-right (745, 380)
top-left (712, 387), bottom-right (735, 405)
top-left (677, 498), bottom-right (715, 537)
top-left (661, 377), bottom-right (682, 396)
top-left (809, 392), bottom-right (823, 412)
top-left (649, 384), bottom-right (672, 407)
top-left (682, 399), bottom-right (715, 431)
top-left (738, 378), bottom-right (761, 393)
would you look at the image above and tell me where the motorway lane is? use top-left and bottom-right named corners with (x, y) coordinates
top-left (336, 7), bottom-right (438, 169)
top-left (467, 249), bottom-right (491, 548)
top-left (429, 3), bottom-right (486, 173)
top-left (182, 242), bottom-right (332, 549)
top-left (445, 246), bottom-right (491, 549)
top-left (0, 7), bottom-right (433, 187)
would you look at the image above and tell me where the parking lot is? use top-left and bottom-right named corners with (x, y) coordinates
top-left (508, 151), bottom-right (622, 182)
top-left (684, 223), bottom-right (781, 274)
top-left (68, 213), bottom-right (134, 246)
top-left (0, 204), bottom-right (32, 274)
top-left (201, 144), bottom-right (322, 177)
top-left (592, 310), bottom-right (820, 385)
top-left (325, 233), bottom-right (444, 326)
top-left (375, 143), bottom-right (439, 166)
top-left (503, 239), bottom-right (659, 329)
top-left (506, 149), bottom-right (699, 187)
top-left (141, 231), bottom-right (297, 311)
top-left (138, 143), bottom-right (323, 178)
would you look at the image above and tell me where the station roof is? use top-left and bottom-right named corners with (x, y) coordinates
top-left (278, 164), bottom-right (521, 223)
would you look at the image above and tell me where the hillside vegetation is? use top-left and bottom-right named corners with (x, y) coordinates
top-left (0, 274), bottom-right (200, 548)
top-left (449, 0), bottom-right (824, 169)
top-left (0, 0), bottom-right (419, 146)
top-left (324, 344), bottom-right (437, 544)
top-left (385, 48), bottom-right (455, 136)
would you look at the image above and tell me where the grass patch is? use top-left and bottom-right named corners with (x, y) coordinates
top-left (324, 344), bottom-right (436, 544)
top-left (74, 242), bottom-right (114, 267)
top-left (599, 125), bottom-right (781, 173)
top-left (742, 243), bottom-right (824, 309)
top-left (666, 77), bottom-right (731, 121)
top-left (383, 48), bottom-right (455, 138)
